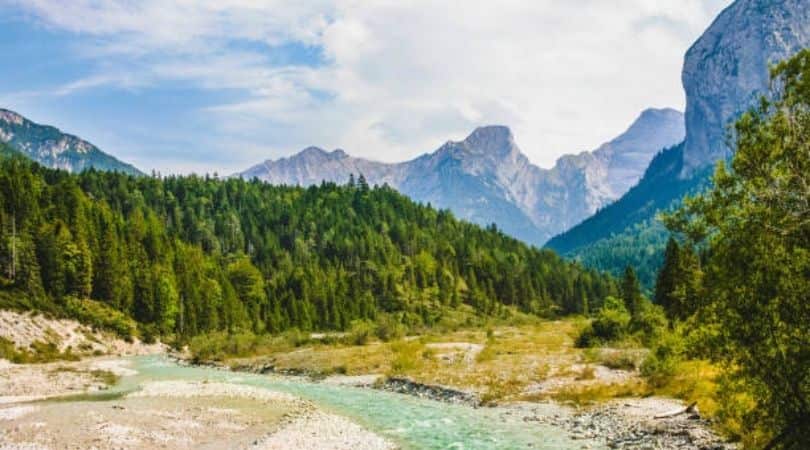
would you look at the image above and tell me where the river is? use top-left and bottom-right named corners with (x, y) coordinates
top-left (82, 355), bottom-right (602, 449)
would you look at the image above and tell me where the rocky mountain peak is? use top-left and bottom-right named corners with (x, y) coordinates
top-left (681, 0), bottom-right (810, 174)
top-left (0, 108), bottom-right (141, 175)
top-left (460, 125), bottom-right (516, 156)
top-left (0, 108), bottom-right (25, 126)
top-left (239, 110), bottom-right (682, 246)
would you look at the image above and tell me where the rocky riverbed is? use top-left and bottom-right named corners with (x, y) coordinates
top-left (225, 358), bottom-right (734, 450)
top-left (520, 398), bottom-right (733, 450)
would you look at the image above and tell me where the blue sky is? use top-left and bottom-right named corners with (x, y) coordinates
top-left (0, 0), bottom-right (731, 175)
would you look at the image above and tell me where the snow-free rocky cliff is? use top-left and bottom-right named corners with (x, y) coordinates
top-left (548, 0), bottom-right (810, 267)
top-left (681, 0), bottom-right (810, 174)
top-left (0, 109), bottom-right (141, 176)
top-left (239, 108), bottom-right (684, 246)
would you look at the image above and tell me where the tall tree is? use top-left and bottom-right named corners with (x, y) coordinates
top-left (620, 266), bottom-right (642, 316)
top-left (666, 49), bottom-right (810, 449)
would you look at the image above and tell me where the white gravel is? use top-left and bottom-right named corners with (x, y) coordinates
top-left (254, 409), bottom-right (396, 450)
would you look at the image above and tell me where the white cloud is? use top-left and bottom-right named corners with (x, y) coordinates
top-left (10, 0), bottom-right (733, 172)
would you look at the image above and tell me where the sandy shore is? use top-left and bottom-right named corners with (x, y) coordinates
top-left (0, 358), bottom-right (125, 404)
top-left (0, 364), bottom-right (397, 450)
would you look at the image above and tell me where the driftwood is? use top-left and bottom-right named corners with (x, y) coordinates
top-left (654, 402), bottom-right (699, 419)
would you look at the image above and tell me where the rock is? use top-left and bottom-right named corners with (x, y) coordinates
top-left (681, 0), bottom-right (810, 174)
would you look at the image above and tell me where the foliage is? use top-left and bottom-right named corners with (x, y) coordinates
top-left (576, 296), bottom-right (631, 347)
top-left (666, 49), bottom-right (810, 449)
top-left (373, 314), bottom-right (406, 342)
top-left (565, 219), bottom-right (671, 291)
top-left (654, 237), bottom-right (702, 321)
top-left (0, 336), bottom-right (79, 364)
top-left (628, 300), bottom-right (668, 346)
top-left (0, 151), bottom-right (617, 338)
top-left (620, 266), bottom-right (643, 316)
top-left (389, 340), bottom-right (430, 375)
top-left (63, 297), bottom-right (136, 339)
top-left (346, 319), bottom-right (374, 345)
top-left (641, 329), bottom-right (685, 387)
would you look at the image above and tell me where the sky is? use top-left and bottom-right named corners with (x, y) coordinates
top-left (0, 0), bottom-right (732, 175)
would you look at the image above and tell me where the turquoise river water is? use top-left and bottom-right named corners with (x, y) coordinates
top-left (96, 355), bottom-right (603, 450)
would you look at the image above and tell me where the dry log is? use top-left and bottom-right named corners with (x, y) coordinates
top-left (654, 401), bottom-right (698, 419)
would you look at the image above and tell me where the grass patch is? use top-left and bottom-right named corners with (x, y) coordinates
top-left (480, 372), bottom-right (525, 404)
top-left (542, 379), bottom-right (650, 405)
top-left (0, 337), bottom-right (80, 363)
top-left (90, 369), bottom-right (120, 386)
top-left (389, 340), bottom-right (431, 375)
top-left (576, 365), bottom-right (596, 380)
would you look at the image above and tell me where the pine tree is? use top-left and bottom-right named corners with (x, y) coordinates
top-left (654, 237), bottom-right (680, 318)
top-left (621, 266), bottom-right (642, 317)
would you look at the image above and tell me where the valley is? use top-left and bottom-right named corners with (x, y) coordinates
top-left (0, 310), bottom-right (727, 449)
top-left (1, 0), bottom-right (808, 448)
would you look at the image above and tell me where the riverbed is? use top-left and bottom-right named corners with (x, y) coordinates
top-left (0, 355), bottom-right (603, 449)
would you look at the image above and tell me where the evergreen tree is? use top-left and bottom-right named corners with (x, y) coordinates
top-left (620, 266), bottom-right (642, 316)
top-left (654, 237), bottom-right (680, 317)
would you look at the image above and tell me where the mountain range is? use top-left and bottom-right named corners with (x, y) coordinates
top-left (239, 108), bottom-right (684, 246)
top-left (1, 0), bottom-right (806, 276)
top-left (547, 0), bottom-right (810, 285)
top-left (0, 109), bottom-right (141, 176)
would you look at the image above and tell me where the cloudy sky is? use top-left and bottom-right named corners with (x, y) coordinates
top-left (0, 0), bottom-right (732, 174)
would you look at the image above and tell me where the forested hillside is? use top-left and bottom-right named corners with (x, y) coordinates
top-left (545, 144), bottom-right (712, 289)
top-left (0, 146), bottom-right (615, 338)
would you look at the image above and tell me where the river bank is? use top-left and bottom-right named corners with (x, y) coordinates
top-left (221, 355), bottom-right (732, 450)
top-left (0, 359), bottom-right (396, 450)
top-left (0, 309), bottom-right (733, 449)
top-left (0, 310), bottom-right (396, 450)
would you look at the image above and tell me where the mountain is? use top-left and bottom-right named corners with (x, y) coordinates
top-left (0, 109), bottom-right (142, 175)
top-left (239, 108), bottom-right (684, 246)
top-left (545, 144), bottom-right (712, 287)
top-left (546, 0), bottom-right (810, 286)
top-left (681, 0), bottom-right (810, 173)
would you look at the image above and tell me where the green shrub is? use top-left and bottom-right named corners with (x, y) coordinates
top-left (374, 315), bottom-right (406, 342)
top-left (641, 330), bottom-right (685, 387)
top-left (188, 331), bottom-right (259, 362)
top-left (629, 300), bottom-right (668, 345)
top-left (389, 340), bottom-right (428, 374)
top-left (576, 296), bottom-right (631, 347)
top-left (0, 336), bottom-right (79, 363)
top-left (346, 320), bottom-right (374, 346)
top-left (64, 297), bottom-right (136, 339)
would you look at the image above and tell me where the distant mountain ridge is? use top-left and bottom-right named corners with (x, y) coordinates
top-left (546, 0), bottom-right (810, 286)
top-left (0, 109), bottom-right (142, 175)
top-left (240, 108), bottom-right (684, 246)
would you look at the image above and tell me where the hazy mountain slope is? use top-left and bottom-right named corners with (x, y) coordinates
top-left (545, 143), bottom-right (711, 255)
top-left (0, 109), bottom-right (142, 176)
top-left (239, 109), bottom-right (683, 246)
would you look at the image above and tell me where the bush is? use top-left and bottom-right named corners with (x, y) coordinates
top-left (389, 340), bottom-right (429, 374)
top-left (64, 297), bottom-right (137, 339)
top-left (374, 315), bottom-right (406, 342)
top-left (0, 336), bottom-right (79, 363)
top-left (346, 320), bottom-right (374, 346)
top-left (576, 296), bottom-right (631, 347)
top-left (188, 331), bottom-right (259, 362)
top-left (629, 300), bottom-right (668, 345)
top-left (641, 330), bottom-right (685, 387)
